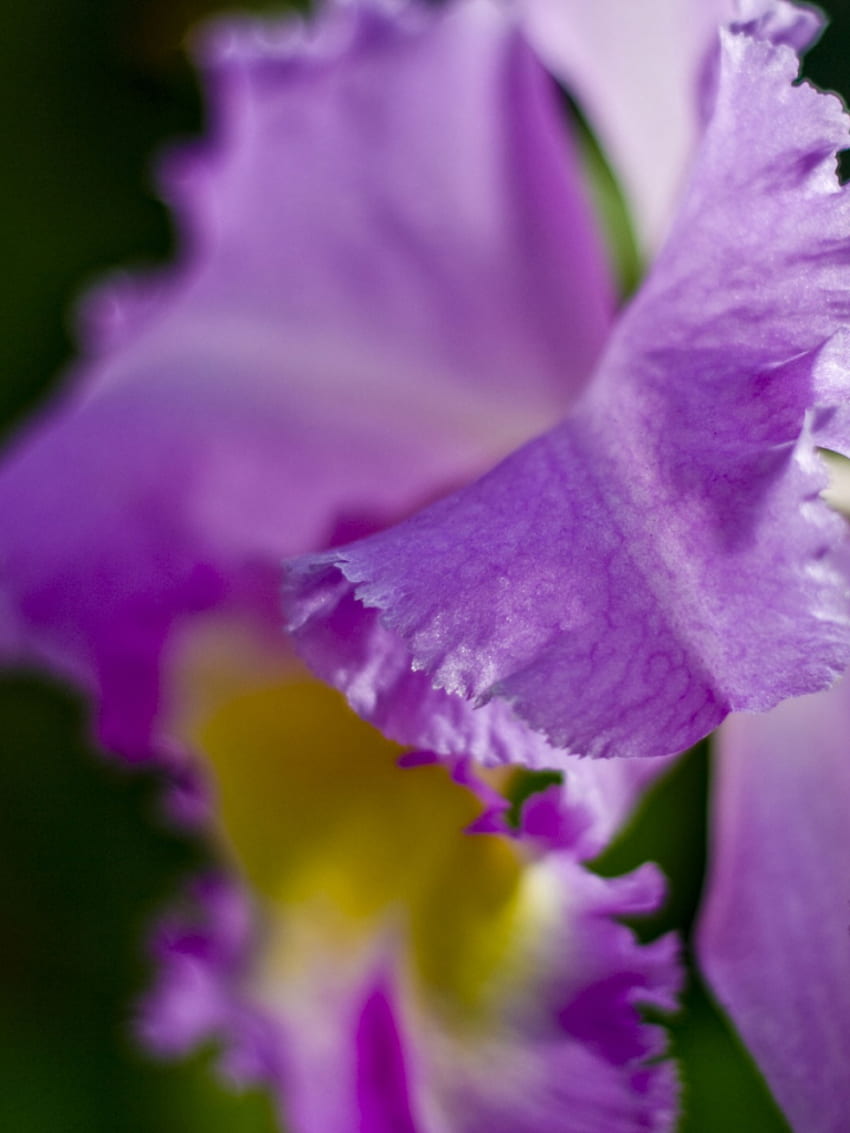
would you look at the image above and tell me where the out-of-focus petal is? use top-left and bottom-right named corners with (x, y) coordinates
top-left (431, 868), bottom-right (681, 1133)
top-left (518, 0), bottom-right (822, 251)
top-left (0, 0), bottom-right (613, 758)
top-left (286, 22), bottom-right (850, 761)
top-left (698, 678), bottom-right (850, 1133)
top-left (140, 709), bottom-right (682, 1133)
top-left (519, 0), bottom-right (728, 252)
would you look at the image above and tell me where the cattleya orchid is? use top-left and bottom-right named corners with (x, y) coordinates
top-left (1, 0), bottom-right (848, 1130)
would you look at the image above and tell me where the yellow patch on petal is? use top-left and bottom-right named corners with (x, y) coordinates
top-left (193, 677), bottom-right (527, 1017)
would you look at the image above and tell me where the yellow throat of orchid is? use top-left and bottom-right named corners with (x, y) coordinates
top-left (185, 655), bottom-right (532, 1019)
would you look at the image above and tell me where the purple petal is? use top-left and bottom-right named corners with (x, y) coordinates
top-left (698, 677), bottom-right (850, 1133)
top-left (519, 0), bottom-right (822, 251)
top-left (444, 1033), bottom-right (680, 1133)
top-left (0, 0), bottom-right (613, 759)
top-left (731, 0), bottom-right (823, 51)
top-left (139, 874), bottom-right (257, 1056)
top-left (434, 854), bottom-right (682, 1132)
top-left (286, 22), bottom-right (850, 760)
top-left (356, 979), bottom-right (417, 1133)
top-left (140, 763), bottom-right (681, 1132)
top-left (519, 0), bottom-right (728, 251)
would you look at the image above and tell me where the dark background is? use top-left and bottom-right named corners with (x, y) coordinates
top-left (1, 2), bottom-right (847, 1128)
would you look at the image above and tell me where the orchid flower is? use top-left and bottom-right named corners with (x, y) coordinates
top-left (0, 0), bottom-right (846, 1129)
top-left (281, 5), bottom-right (850, 1124)
top-left (0, 0), bottom-right (686, 1128)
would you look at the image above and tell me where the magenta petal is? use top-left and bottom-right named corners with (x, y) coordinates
top-left (356, 979), bottom-right (417, 1133)
top-left (698, 678), bottom-right (850, 1133)
top-left (286, 25), bottom-right (850, 760)
top-left (0, 0), bottom-right (613, 758)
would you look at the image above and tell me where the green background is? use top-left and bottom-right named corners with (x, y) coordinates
top-left (1, 2), bottom-right (848, 1128)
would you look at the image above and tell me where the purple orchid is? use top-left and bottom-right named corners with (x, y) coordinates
top-left (0, 0), bottom-right (688, 1128)
top-left (0, 0), bottom-right (847, 1129)
top-left (283, 0), bottom-right (850, 764)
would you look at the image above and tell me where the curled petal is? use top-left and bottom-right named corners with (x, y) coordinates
top-left (286, 21), bottom-right (850, 760)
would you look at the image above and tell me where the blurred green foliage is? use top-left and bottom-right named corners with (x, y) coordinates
top-left (1, 0), bottom-right (848, 1128)
top-left (0, 674), bottom-right (279, 1131)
